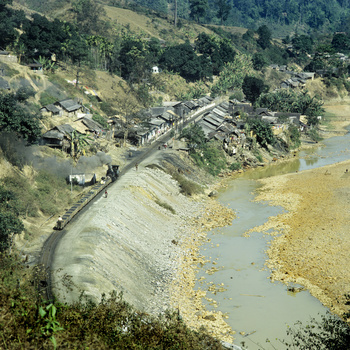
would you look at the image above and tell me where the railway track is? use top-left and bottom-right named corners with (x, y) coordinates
top-left (37, 104), bottom-right (217, 301)
top-left (37, 138), bottom-right (167, 301)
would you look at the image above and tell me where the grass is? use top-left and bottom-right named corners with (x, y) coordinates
top-left (1, 62), bottom-right (20, 77)
top-left (170, 170), bottom-right (203, 196)
top-left (229, 162), bottom-right (242, 171)
top-left (1, 169), bottom-right (78, 218)
top-left (155, 198), bottom-right (176, 214)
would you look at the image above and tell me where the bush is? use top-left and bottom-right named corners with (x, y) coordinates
top-left (2, 176), bottom-right (38, 217)
top-left (92, 114), bottom-right (109, 129)
top-left (288, 124), bottom-right (301, 148)
top-left (39, 91), bottom-right (57, 106)
top-left (99, 101), bottom-right (116, 116)
top-left (170, 171), bottom-right (202, 196)
top-left (247, 119), bottom-right (275, 148)
top-left (283, 312), bottom-right (350, 349)
top-left (307, 128), bottom-right (323, 143)
top-left (229, 162), bottom-right (242, 171)
top-left (0, 254), bottom-right (225, 349)
top-left (155, 199), bottom-right (176, 214)
top-left (2, 170), bottom-right (74, 218)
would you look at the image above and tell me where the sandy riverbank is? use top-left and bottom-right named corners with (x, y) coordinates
top-left (243, 101), bottom-right (350, 320)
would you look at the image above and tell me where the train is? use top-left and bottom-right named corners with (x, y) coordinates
top-left (55, 165), bottom-right (120, 230)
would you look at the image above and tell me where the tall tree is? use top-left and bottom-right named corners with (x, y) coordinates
top-left (72, 0), bottom-right (106, 35)
top-left (160, 41), bottom-right (211, 81)
top-left (292, 34), bottom-right (313, 54)
top-left (0, 93), bottom-right (41, 143)
top-left (215, 0), bottom-right (231, 25)
top-left (242, 76), bottom-right (268, 104)
top-left (189, 0), bottom-right (208, 23)
top-left (119, 37), bottom-right (151, 83)
top-left (257, 25), bottom-right (272, 49)
top-left (174, 0), bottom-right (178, 27)
top-left (0, 185), bottom-right (24, 252)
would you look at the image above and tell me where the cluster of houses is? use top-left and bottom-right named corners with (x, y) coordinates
top-left (40, 94), bottom-right (304, 157)
top-left (41, 99), bottom-right (104, 152)
top-left (269, 64), bottom-right (315, 89)
top-left (198, 101), bottom-right (301, 156)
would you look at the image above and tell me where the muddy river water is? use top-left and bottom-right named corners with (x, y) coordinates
top-left (196, 131), bottom-right (350, 349)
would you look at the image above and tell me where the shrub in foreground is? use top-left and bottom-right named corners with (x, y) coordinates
top-left (0, 253), bottom-right (225, 349)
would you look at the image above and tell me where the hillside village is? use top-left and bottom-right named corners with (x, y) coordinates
top-left (0, 51), bottom-right (312, 173)
top-left (3, 0), bottom-right (350, 348)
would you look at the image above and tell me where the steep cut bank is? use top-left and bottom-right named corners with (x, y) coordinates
top-left (52, 152), bottom-right (235, 342)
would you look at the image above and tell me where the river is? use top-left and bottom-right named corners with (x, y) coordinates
top-left (196, 129), bottom-right (350, 349)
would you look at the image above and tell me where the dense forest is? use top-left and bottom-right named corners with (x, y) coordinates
top-left (17, 0), bottom-right (350, 34)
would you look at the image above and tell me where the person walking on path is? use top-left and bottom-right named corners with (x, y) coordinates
top-left (105, 190), bottom-right (108, 198)
top-left (135, 163), bottom-right (138, 171)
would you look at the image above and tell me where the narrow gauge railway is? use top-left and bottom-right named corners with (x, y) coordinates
top-left (38, 164), bottom-right (119, 300)
top-left (55, 165), bottom-right (119, 230)
top-left (37, 101), bottom-right (217, 301)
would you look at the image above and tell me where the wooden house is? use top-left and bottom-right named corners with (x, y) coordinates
top-left (55, 99), bottom-right (83, 117)
top-left (41, 124), bottom-right (75, 151)
top-left (40, 104), bottom-right (61, 117)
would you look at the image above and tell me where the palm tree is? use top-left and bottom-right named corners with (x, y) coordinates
top-left (70, 130), bottom-right (93, 159)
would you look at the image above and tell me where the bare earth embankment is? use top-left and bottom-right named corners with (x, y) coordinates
top-left (245, 101), bottom-right (350, 320)
top-left (51, 151), bottom-right (236, 343)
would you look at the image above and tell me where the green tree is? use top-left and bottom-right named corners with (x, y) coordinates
top-left (288, 124), bottom-right (301, 148)
top-left (291, 34), bottom-right (313, 54)
top-left (283, 312), bottom-right (350, 349)
top-left (257, 25), bottom-right (271, 49)
top-left (160, 41), bottom-right (212, 81)
top-left (119, 37), bottom-right (152, 83)
top-left (242, 76), bottom-right (268, 104)
top-left (72, 0), bottom-right (106, 35)
top-left (180, 123), bottom-right (206, 150)
top-left (248, 118), bottom-right (275, 148)
top-left (211, 53), bottom-right (254, 95)
top-left (0, 186), bottom-right (24, 252)
top-left (70, 130), bottom-right (93, 159)
top-left (215, 0), bottom-right (231, 25)
top-left (195, 34), bottom-right (235, 75)
top-left (0, 6), bottom-right (21, 49)
top-left (332, 33), bottom-right (350, 52)
top-left (19, 14), bottom-right (68, 60)
top-left (257, 90), bottom-right (324, 125)
top-left (189, 0), bottom-right (208, 23)
top-left (252, 52), bottom-right (268, 71)
top-left (0, 93), bottom-right (41, 143)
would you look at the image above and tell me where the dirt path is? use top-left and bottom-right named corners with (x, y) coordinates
top-left (246, 101), bottom-right (350, 320)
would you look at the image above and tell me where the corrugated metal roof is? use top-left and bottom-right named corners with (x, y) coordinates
top-left (42, 104), bottom-right (60, 113)
top-left (57, 99), bottom-right (82, 112)
top-left (56, 124), bottom-right (75, 136)
top-left (212, 108), bottom-right (226, 118)
top-left (220, 101), bottom-right (230, 109)
top-left (79, 116), bottom-right (103, 132)
top-left (205, 113), bottom-right (225, 124)
top-left (162, 101), bottom-right (182, 107)
top-left (42, 130), bottom-right (65, 140)
top-left (149, 118), bottom-right (165, 126)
